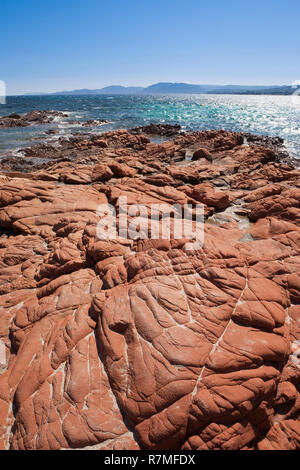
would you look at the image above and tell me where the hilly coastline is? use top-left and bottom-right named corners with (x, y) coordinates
top-left (24, 82), bottom-right (299, 96)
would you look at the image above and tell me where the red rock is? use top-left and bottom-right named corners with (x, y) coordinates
top-left (248, 189), bottom-right (300, 221)
top-left (0, 128), bottom-right (299, 451)
top-left (109, 162), bottom-right (138, 178)
top-left (92, 163), bottom-right (114, 182)
top-left (191, 183), bottom-right (230, 210)
top-left (243, 183), bottom-right (283, 202)
top-left (92, 139), bottom-right (108, 148)
top-left (192, 147), bottom-right (213, 162)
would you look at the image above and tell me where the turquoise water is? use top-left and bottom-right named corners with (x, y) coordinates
top-left (1, 94), bottom-right (300, 158)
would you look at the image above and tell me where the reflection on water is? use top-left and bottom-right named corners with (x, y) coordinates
top-left (1, 93), bottom-right (300, 158)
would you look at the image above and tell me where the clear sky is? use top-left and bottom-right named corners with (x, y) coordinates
top-left (1, 0), bottom-right (300, 94)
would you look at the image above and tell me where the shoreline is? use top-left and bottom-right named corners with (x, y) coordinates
top-left (0, 116), bottom-right (299, 175)
top-left (2, 93), bottom-right (300, 161)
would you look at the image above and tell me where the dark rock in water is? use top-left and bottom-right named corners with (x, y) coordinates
top-left (82, 119), bottom-right (108, 127)
top-left (131, 123), bottom-right (182, 137)
top-left (24, 109), bottom-right (67, 123)
top-left (242, 132), bottom-right (298, 166)
top-left (67, 120), bottom-right (81, 125)
top-left (243, 132), bottom-right (284, 147)
top-left (0, 109), bottom-right (67, 128)
top-left (0, 117), bottom-right (30, 128)
top-left (8, 113), bottom-right (21, 119)
top-left (22, 143), bottom-right (63, 159)
top-left (0, 156), bottom-right (43, 173)
top-left (45, 129), bottom-right (59, 135)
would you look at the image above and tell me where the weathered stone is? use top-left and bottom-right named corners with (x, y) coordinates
top-left (0, 126), bottom-right (299, 451)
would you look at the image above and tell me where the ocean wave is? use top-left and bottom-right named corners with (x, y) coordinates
top-left (1, 94), bottom-right (300, 159)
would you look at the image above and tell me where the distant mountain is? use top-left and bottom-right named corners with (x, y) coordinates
top-left (142, 83), bottom-right (297, 95)
top-left (98, 86), bottom-right (145, 94)
top-left (23, 82), bottom-right (299, 96)
top-left (206, 85), bottom-right (296, 95)
top-left (144, 82), bottom-right (211, 94)
top-left (54, 86), bottom-right (144, 95)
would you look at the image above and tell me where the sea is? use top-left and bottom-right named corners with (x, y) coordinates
top-left (1, 94), bottom-right (300, 159)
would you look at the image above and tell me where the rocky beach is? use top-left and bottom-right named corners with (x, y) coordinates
top-left (0, 116), bottom-right (299, 450)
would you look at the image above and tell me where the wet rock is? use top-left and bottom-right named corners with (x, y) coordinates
top-left (45, 129), bottom-right (59, 135)
top-left (131, 123), bottom-right (182, 137)
top-left (8, 113), bottom-right (21, 120)
top-left (0, 109), bottom-right (68, 129)
top-left (82, 119), bottom-right (108, 127)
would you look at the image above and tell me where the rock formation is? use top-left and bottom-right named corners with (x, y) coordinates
top-left (0, 110), bottom-right (68, 128)
top-left (0, 109), bottom-right (108, 130)
top-left (0, 126), bottom-right (299, 450)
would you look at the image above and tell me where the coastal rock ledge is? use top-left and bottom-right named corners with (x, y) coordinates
top-left (0, 127), bottom-right (299, 450)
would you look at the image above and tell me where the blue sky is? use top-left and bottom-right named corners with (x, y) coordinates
top-left (1, 0), bottom-right (300, 94)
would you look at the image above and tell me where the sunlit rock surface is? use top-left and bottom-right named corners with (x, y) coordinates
top-left (0, 127), bottom-right (299, 450)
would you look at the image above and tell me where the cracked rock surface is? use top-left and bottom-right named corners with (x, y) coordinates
top-left (0, 127), bottom-right (299, 450)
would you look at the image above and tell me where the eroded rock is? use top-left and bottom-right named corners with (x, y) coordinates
top-left (0, 126), bottom-right (299, 450)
